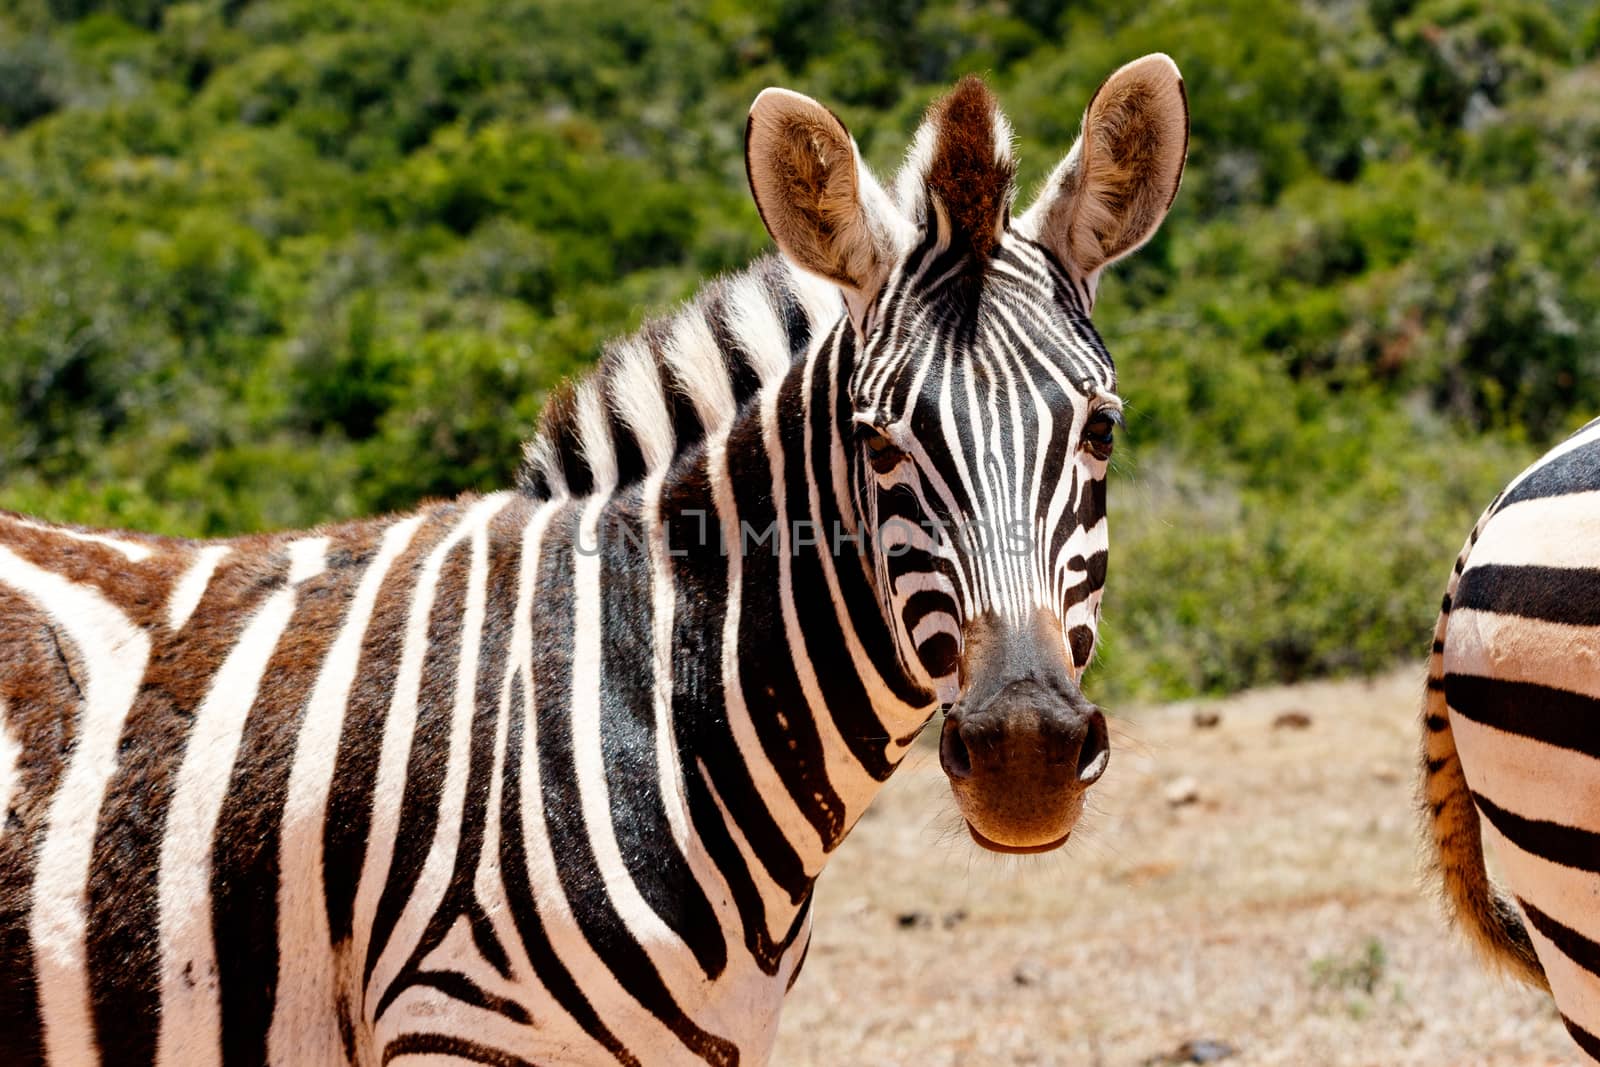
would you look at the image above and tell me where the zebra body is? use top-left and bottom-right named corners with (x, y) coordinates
top-left (0, 58), bottom-right (1188, 1066)
top-left (1421, 415), bottom-right (1600, 1063)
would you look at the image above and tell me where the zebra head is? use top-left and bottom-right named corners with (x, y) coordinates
top-left (747, 57), bottom-right (1187, 853)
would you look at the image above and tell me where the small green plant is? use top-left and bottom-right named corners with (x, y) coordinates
top-left (1311, 936), bottom-right (1388, 995)
top-left (1310, 937), bottom-right (1393, 1020)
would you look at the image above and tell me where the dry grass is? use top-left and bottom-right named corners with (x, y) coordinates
top-left (772, 670), bottom-right (1577, 1067)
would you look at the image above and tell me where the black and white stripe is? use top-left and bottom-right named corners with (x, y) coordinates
top-left (0, 59), bottom-right (1189, 1065)
top-left (1421, 415), bottom-right (1600, 1063)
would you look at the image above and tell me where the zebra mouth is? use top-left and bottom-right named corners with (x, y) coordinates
top-left (964, 821), bottom-right (1071, 855)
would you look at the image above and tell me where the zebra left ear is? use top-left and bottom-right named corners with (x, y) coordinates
top-left (746, 87), bottom-right (911, 325)
top-left (1017, 54), bottom-right (1189, 307)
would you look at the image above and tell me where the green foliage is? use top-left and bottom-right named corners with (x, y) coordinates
top-left (3, 0), bottom-right (1597, 701)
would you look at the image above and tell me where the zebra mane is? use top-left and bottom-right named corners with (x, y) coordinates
top-left (894, 76), bottom-right (1018, 264)
top-left (516, 254), bottom-right (841, 500)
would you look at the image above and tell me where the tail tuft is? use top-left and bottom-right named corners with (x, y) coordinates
top-left (1416, 525), bottom-right (1548, 991)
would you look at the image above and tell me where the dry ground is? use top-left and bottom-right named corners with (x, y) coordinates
top-left (771, 670), bottom-right (1578, 1067)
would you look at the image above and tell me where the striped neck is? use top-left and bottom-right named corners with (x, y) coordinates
top-left (633, 317), bottom-right (937, 957)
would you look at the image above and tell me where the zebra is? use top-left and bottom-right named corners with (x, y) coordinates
top-left (1420, 415), bottom-right (1600, 1062)
top-left (0, 56), bottom-right (1188, 1066)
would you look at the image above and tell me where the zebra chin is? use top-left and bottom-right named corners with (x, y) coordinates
top-left (937, 611), bottom-right (1110, 854)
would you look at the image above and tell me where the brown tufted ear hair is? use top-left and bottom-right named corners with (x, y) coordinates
top-left (1017, 54), bottom-right (1189, 307)
top-left (911, 75), bottom-right (1019, 260)
top-left (745, 87), bottom-right (910, 325)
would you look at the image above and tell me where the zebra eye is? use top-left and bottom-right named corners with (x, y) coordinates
top-left (1083, 409), bottom-right (1119, 461)
top-left (857, 427), bottom-right (906, 474)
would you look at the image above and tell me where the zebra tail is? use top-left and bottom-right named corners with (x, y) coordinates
top-left (1416, 517), bottom-right (1548, 991)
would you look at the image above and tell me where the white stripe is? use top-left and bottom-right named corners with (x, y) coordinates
top-left (350, 496), bottom-right (508, 1004)
top-left (11, 517), bottom-right (154, 563)
top-left (663, 308), bottom-right (737, 433)
top-left (477, 502), bottom-right (623, 1063)
top-left (763, 380), bottom-right (882, 820)
top-left (724, 274), bottom-right (794, 383)
top-left (512, 508), bottom-right (688, 1061)
top-left (706, 436), bottom-right (819, 939)
top-left (0, 698), bottom-right (17, 850)
top-left (812, 329), bottom-right (934, 723)
top-left (574, 382), bottom-right (618, 491)
top-left (168, 545), bottom-right (231, 631)
top-left (607, 340), bottom-right (675, 471)
top-left (287, 536), bottom-right (329, 585)
top-left (268, 514), bottom-right (424, 1066)
top-left (3, 546), bottom-right (151, 1067)
top-left (1482, 823), bottom-right (1600, 1035)
top-left (156, 583), bottom-right (299, 1066)
top-left (783, 260), bottom-right (844, 347)
top-left (1473, 490), bottom-right (1600, 571)
top-left (1447, 609), bottom-right (1600, 702)
top-left (567, 494), bottom-right (707, 991)
top-left (1451, 712), bottom-right (1600, 841)
top-left (366, 496), bottom-right (505, 1020)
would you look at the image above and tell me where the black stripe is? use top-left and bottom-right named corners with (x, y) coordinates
top-left (596, 504), bottom-right (726, 978)
top-left (88, 549), bottom-right (287, 1063)
top-left (1454, 563), bottom-right (1600, 627)
top-left (1495, 438), bottom-right (1600, 511)
top-left (499, 668), bottom-right (639, 1067)
top-left (0, 590), bottom-right (84, 1065)
top-left (1521, 898), bottom-right (1600, 975)
top-left (1066, 625), bottom-right (1095, 670)
top-left (214, 528), bottom-right (379, 1065)
top-left (364, 535), bottom-right (473, 987)
top-left (782, 352), bottom-right (910, 784)
top-left (387, 969), bottom-right (531, 1026)
top-left (1558, 1011), bottom-right (1600, 1062)
top-left (534, 511), bottom-right (739, 1067)
top-left (607, 412), bottom-right (648, 490)
top-left (383, 1031), bottom-right (541, 1067)
top-left (1444, 674), bottom-right (1600, 759)
top-left (726, 400), bottom-right (848, 843)
top-left (325, 506), bottom-right (461, 945)
top-left (1062, 551), bottom-right (1108, 612)
top-left (816, 327), bottom-right (930, 711)
top-left (902, 589), bottom-right (955, 631)
top-left (375, 503), bottom-right (523, 1021)
top-left (665, 459), bottom-right (811, 973)
top-left (665, 458), bottom-right (810, 897)
top-left (1472, 792), bottom-right (1600, 873)
top-left (646, 318), bottom-right (706, 454)
top-left (763, 255), bottom-right (813, 360)
top-left (704, 287), bottom-right (766, 408)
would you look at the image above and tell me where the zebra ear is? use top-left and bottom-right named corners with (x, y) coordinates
top-left (1017, 54), bottom-right (1189, 307)
top-left (746, 88), bottom-right (909, 323)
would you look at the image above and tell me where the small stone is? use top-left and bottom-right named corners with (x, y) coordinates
top-left (1272, 710), bottom-right (1313, 730)
top-left (1177, 1038), bottom-right (1238, 1063)
top-left (1012, 959), bottom-right (1045, 987)
top-left (1143, 1038), bottom-right (1238, 1065)
top-left (896, 911), bottom-right (930, 930)
top-left (1164, 776), bottom-right (1200, 807)
top-left (1371, 762), bottom-right (1402, 784)
top-left (1192, 709), bottom-right (1222, 729)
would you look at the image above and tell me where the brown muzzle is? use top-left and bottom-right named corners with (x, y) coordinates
top-left (939, 611), bottom-right (1109, 852)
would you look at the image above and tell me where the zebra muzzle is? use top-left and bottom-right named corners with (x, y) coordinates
top-left (939, 613), bottom-right (1109, 853)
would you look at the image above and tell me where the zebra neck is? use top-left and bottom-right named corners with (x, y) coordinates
top-left (644, 322), bottom-right (936, 919)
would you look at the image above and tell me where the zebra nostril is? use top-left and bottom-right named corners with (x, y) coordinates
top-left (940, 715), bottom-right (972, 780)
top-left (1077, 709), bottom-right (1109, 784)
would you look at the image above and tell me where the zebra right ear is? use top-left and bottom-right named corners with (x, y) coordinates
top-left (746, 88), bottom-right (910, 324)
